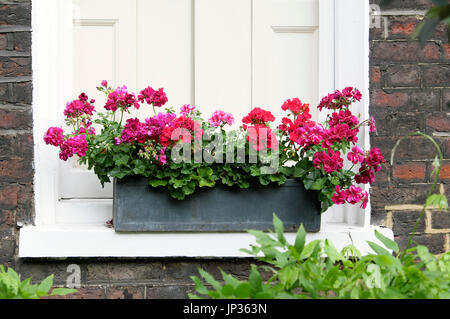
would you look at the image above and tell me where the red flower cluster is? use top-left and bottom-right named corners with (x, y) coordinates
top-left (138, 86), bottom-right (168, 107)
top-left (317, 87), bottom-right (362, 111)
top-left (64, 93), bottom-right (96, 118)
top-left (292, 122), bottom-right (325, 150)
top-left (246, 124), bottom-right (279, 151)
top-left (281, 98), bottom-right (309, 115)
top-left (242, 107), bottom-right (275, 125)
top-left (59, 134), bottom-right (88, 161)
top-left (312, 148), bottom-right (344, 174)
top-left (44, 127), bottom-right (64, 147)
top-left (332, 185), bottom-right (369, 209)
top-left (120, 118), bottom-right (149, 144)
top-left (354, 147), bottom-right (385, 185)
top-left (159, 116), bottom-right (203, 147)
top-left (279, 102), bottom-right (315, 149)
top-left (323, 109), bottom-right (360, 146)
top-left (105, 86), bottom-right (140, 112)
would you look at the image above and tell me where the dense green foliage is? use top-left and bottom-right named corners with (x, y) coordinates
top-left (0, 265), bottom-right (77, 299)
top-left (189, 214), bottom-right (450, 299)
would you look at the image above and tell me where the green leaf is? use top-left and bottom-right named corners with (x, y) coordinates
top-left (170, 188), bottom-right (186, 200)
top-left (220, 269), bottom-right (241, 287)
top-left (50, 288), bottom-right (78, 296)
top-left (198, 268), bottom-right (222, 292)
top-left (113, 154), bottom-right (130, 166)
top-left (301, 240), bottom-right (321, 259)
top-left (259, 175), bottom-right (270, 186)
top-left (278, 264), bottom-right (299, 290)
top-left (234, 283), bottom-right (251, 299)
top-left (6, 268), bottom-right (20, 282)
top-left (250, 166), bottom-right (260, 177)
top-left (324, 239), bottom-right (343, 263)
top-left (374, 230), bottom-right (399, 254)
top-left (37, 275), bottom-right (54, 294)
top-left (248, 265), bottom-right (262, 296)
top-left (221, 285), bottom-right (235, 297)
top-left (182, 182), bottom-right (196, 196)
top-left (367, 241), bottom-right (392, 256)
top-left (293, 165), bottom-right (306, 178)
top-left (308, 178), bottom-right (326, 190)
top-left (197, 167), bottom-right (213, 179)
top-left (425, 194), bottom-right (448, 211)
top-left (294, 224), bottom-right (306, 255)
top-left (273, 213), bottom-right (286, 245)
top-left (190, 276), bottom-right (209, 295)
top-left (373, 254), bottom-right (395, 267)
top-left (149, 179), bottom-right (168, 187)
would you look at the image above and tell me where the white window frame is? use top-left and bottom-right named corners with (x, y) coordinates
top-left (19, 0), bottom-right (393, 258)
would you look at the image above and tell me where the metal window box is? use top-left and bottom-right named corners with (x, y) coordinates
top-left (113, 176), bottom-right (321, 233)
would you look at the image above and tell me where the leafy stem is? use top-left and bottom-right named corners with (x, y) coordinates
top-left (391, 131), bottom-right (444, 257)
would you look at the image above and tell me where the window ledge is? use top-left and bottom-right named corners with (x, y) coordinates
top-left (19, 223), bottom-right (393, 258)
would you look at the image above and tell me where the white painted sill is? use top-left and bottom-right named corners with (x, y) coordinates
top-left (19, 221), bottom-right (393, 258)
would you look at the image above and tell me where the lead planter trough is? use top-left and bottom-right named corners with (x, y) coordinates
top-left (113, 176), bottom-right (321, 232)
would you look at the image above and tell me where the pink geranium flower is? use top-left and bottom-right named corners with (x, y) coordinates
top-left (44, 127), bottom-right (64, 147)
top-left (138, 87), bottom-right (168, 107)
top-left (180, 104), bottom-right (196, 116)
top-left (347, 146), bottom-right (365, 164)
top-left (59, 135), bottom-right (88, 161)
top-left (209, 110), bottom-right (235, 127)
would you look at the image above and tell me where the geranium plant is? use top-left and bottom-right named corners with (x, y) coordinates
top-left (44, 82), bottom-right (384, 213)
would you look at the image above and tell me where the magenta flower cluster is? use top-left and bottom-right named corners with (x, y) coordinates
top-left (333, 185), bottom-right (369, 209)
top-left (208, 110), bottom-right (235, 127)
top-left (138, 87), bottom-right (168, 107)
top-left (64, 93), bottom-right (95, 118)
top-left (105, 85), bottom-right (140, 112)
top-left (318, 87), bottom-right (362, 111)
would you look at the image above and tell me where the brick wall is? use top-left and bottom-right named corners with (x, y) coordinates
top-left (0, 0), bottom-right (448, 299)
top-left (370, 0), bottom-right (450, 254)
top-left (0, 0), bottom-right (33, 266)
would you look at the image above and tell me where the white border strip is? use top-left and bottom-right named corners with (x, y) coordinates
top-left (19, 223), bottom-right (393, 258)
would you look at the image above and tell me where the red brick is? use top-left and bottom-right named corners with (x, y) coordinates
top-left (107, 286), bottom-right (145, 299)
top-left (0, 184), bottom-right (18, 208)
top-left (0, 133), bottom-right (33, 159)
top-left (443, 43), bottom-right (450, 60)
top-left (389, 17), bottom-right (419, 36)
top-left (426, 114), bottom-right (450, 132)
top-left (422, 64), bottom-right (450, 87)
top-left (0, 109), bottom-right (32, 129)
top-left (439, 163), bottom-right (450, 181)
top-left (372, 42), bottom-right (439, 62)
top-left (393, 162), bottom-right (426, 181)
top-left (370, 66), bottom-right (381, 84)
top-left (371, 90), bottom-right (408, 107)
top-left (0, 158), bottom-right (32, 181)
top-left (0, 57), bottom-right (32, 77)
top-left (0, 209), bottom-right (14, 230)
top-left (387, 64), bottom-right (420, 87)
